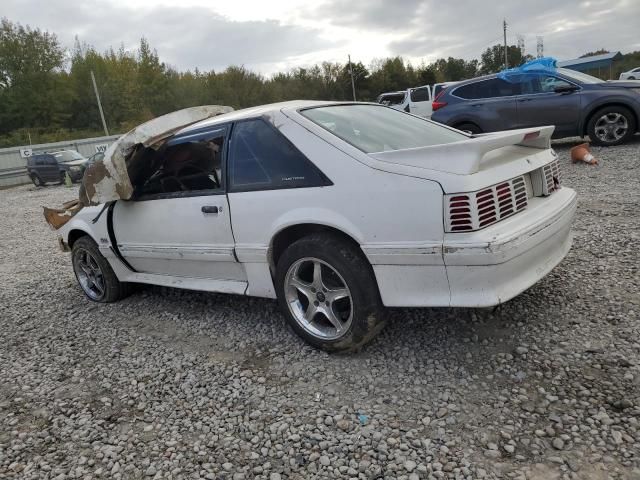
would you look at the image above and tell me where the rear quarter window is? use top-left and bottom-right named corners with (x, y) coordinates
top-left (228, 119), bottom-right (329, 192)
top-left (454, 78), bottom-right (516, 99)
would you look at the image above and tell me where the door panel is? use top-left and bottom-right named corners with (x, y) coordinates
top-left (452, 78), bottom-right (518, 131)
top-left (514, 75), bottom-right (581, 135)
top-left (113, 195), bottom-right (246, 281)
top-left (42, 157), bottom-right (60, 182)
top-left (466, 97), bottom-right (518, 131)
top-left (409, 86), bottom-right (432, 117)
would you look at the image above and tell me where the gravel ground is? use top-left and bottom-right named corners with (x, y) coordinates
top-left (1, 138), bottom-right (639, 480)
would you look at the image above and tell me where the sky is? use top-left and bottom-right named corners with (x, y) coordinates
top-left (3, 0), bottom-right (639, 75)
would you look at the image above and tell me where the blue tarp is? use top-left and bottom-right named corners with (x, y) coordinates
top-left (498, 57), bottom-right (558, 82)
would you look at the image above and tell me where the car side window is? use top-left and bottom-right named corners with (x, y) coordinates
top-left (454, 78), bottom-right (515, 99)
top-left (228, 119), bottom-right (329, 192)
top-left (135, 128), bottom-right (226, 198)
top-left (380, 93), bottom-right (405, 106)
top-left (538, 75), bottom-right (573, 93)
top-left (410, 87), bottom-right (430, 102)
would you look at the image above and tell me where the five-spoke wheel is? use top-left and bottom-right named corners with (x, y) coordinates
top-left (73, 248), bottom-right (106, 300)
top-left (276, 233), bottom-right (386, 352)
top-left (71, 236), bottom-right (131, 303)
top-left (284, 258), bottom-right (353, 340)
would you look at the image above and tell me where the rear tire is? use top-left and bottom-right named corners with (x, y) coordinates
top-left (587, 106), bottom-right (636, 146)
top-left (455, 122), bottom-right (482, 134)
top-left (71, 236), bottom-right (131, 303)
top-left (30, 174), bottom-right (44, 187)
top-left (275, 233), bottom-right (386, 353)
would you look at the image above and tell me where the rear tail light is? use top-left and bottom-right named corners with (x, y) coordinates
top-left (530, 158), bottom-right (561, 196)
top-left (445, 176), bottom-right (529, 233)
top-left (432, 89), bottom-right (448, 112)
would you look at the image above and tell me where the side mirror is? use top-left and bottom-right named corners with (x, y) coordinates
top-left (554, 85), bottom-right (579, 94)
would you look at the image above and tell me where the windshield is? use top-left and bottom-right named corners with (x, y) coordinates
top-left (301, 104), bottom-right (467, 154)
top-left (53, 150), bottom-right (86, 163)
top-left (557, 68), bottom-right (603, 84)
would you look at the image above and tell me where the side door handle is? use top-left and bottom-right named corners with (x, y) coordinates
top-left (470, 103), bottom-right (484, 107)
top-left (517, 98), bottom-right (533, 102)
top-left (201, 205), bottom-right (219, 214)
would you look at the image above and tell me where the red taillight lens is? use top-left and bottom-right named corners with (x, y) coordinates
top-left (432, 89), bottom-right (448, 112)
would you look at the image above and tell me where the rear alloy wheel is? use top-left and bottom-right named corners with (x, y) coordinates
top-left (276, 233), bottom-right (386, 352)
top-left (72, 236), bottom-right (131, 302)
top-left (587, 106), bottom-right (636, 146)
top-left (455, 122), bottom-right (482, 135)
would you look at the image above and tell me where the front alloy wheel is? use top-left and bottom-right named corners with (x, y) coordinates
top-left (71, 236), bottom-right (131, 303)
top-left (284, 257), bottom-right (353, 340)
top-left (73, 247), bottom-right (106, 300)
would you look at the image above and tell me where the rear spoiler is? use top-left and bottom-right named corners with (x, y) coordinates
top-left (369, 126), bottom-right (554, 175)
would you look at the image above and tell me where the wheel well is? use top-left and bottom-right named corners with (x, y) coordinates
top-left (583, 103), bottom-right (639, 136)
top-left (68, 229), bottom-right (89, 249)
top-left (453, 121), bottom-right (481, 131)
top-left (269, 224), bottom-right (362, 272)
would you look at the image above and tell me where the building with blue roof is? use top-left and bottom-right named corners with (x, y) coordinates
top-left (557, 52), bottom-right (623, 79)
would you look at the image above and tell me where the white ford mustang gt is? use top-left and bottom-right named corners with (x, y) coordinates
top-left (49, 101), bottom-right (577, 352)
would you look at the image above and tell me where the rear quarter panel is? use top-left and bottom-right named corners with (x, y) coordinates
top-left (228, 117), bottom-right (446, 261)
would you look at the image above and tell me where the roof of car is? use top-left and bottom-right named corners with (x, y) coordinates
top-left (179, 100), bottom-right (346, 134)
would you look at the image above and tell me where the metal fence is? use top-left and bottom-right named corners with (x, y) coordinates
top-left (0, 135), bottom-right (121, 188)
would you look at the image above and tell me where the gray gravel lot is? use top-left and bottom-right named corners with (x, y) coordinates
top-left (1, 138), bottom-right (639, 480)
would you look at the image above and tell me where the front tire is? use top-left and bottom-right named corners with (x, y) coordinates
top-left (275, 233), bottom-right (386, 353)
top-left (31, 174), bottom-right (44, 187)
top-left (587, 106), bottom-right (636, 146)
top-left (71, 236), bottom-right (131, 302)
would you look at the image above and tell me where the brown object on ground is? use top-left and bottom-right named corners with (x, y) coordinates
top-left (570, 142), bottom-right (598, 165)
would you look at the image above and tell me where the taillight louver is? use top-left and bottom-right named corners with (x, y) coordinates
top-left (445, 175), bottom-right (529, 233)
top-left (542, 159), bottom-right (560, 194)
top-left (448, 195), bottom-right (473, 231)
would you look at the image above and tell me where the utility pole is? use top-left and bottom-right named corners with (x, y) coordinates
top-left (348, 55), bottom-right (357, 101)
top-left (503, 19), bottom-right (509, 69)
top-left (91, 70), bottom-right (110, 136)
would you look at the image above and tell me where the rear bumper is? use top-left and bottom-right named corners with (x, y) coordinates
top-left (370, 187), bottom-right (576, 308)
top-left (444, 187), bottom-right (577, 307)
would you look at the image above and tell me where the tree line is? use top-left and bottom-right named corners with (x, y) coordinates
top-left (1, 17), bottom-right (638, 147)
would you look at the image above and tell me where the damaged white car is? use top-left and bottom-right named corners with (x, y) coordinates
top-left (45, 101), bottom-right (576, 352)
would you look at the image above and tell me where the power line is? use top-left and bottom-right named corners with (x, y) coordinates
top-left (91, 70), bottom-right (109, 136)
top-left (503, 19), bottom-right (508, 68)
top-left (536, 36), bottom-right (544, 58)
top-left (348, 54), bottom-right (356, 101)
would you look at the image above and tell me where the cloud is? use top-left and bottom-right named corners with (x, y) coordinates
top-left (2, 0), bottom-right (333, 73)
top-left (2, 0), bottom-right (638, 75)
top-left (316, 0), bottom-right (640, 63)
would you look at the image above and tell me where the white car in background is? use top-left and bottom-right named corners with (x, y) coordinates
top-left (47, 102), bottom-right (576, 352)
top-left (619, 67), bottom-right (640, 80)
top-left (377, 82), bottom-right (458, 117)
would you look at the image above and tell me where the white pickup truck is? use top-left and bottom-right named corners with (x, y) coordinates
top-left (377, 82), bottom-right (457, 118)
